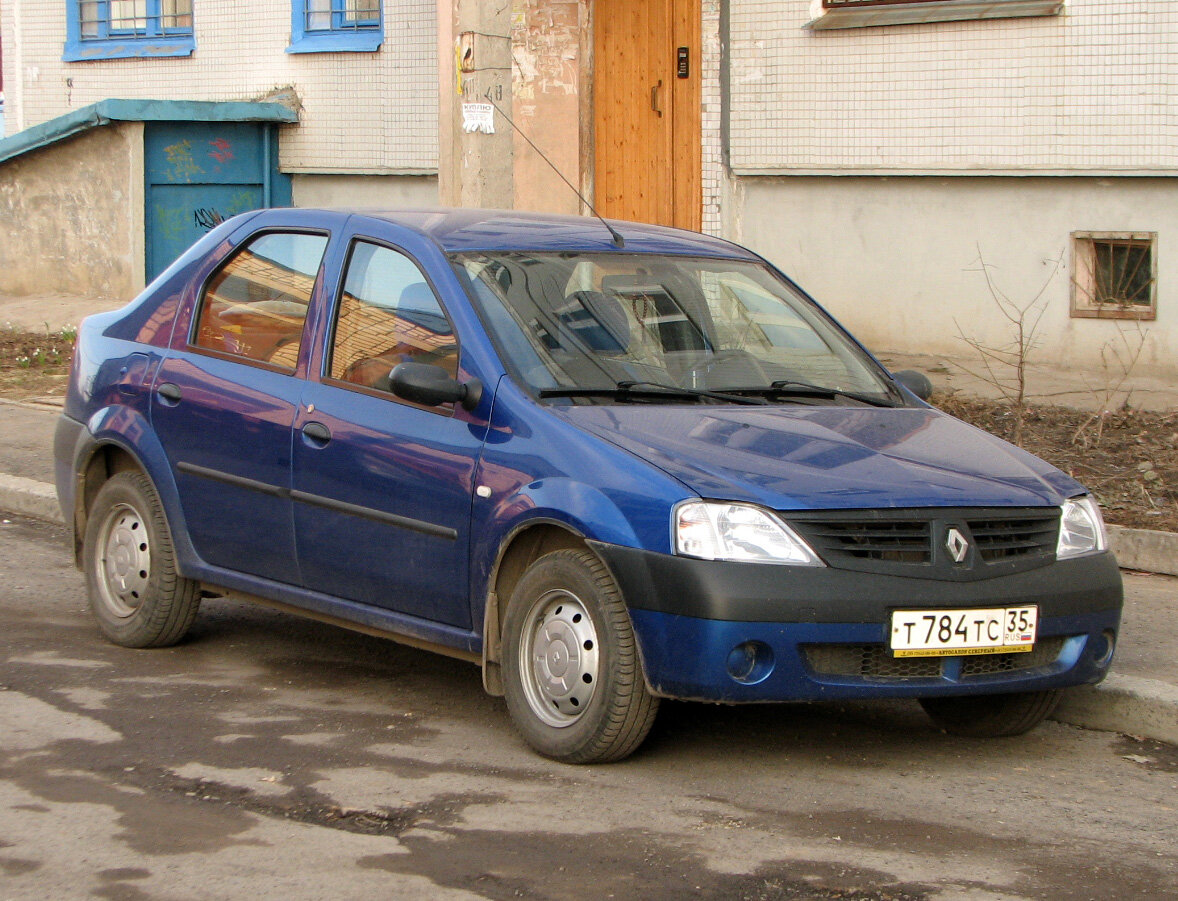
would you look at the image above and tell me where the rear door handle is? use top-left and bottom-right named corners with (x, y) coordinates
top-left (301, 421), bottom-right (332, 447)
top-left (157, 382), bottom-right (182, 405)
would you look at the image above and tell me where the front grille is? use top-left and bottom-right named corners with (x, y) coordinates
top-left (803, 637), bottom-right (1067, 681)
top-left (800, 520), bottom-right (931, 564)
top-left (960, 638), bottom-right (1067, 676)
top-left (786, 508), bottom-right (1061, 577)
top-left (805, 645), bottom-right (942, 679)
top-left (968, 514), bottom-right (1058, 562)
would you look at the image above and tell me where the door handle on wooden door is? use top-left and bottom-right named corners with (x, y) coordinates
top-left (651, 80), bottom-right (664, 117)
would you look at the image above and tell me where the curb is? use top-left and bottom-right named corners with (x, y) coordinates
top-left (1053, 673), bottom-right (1178, 746)
top-left (1, 475), bottom-right (1174, 748)
top-left (0, 473), bottom-right (63, 525)
top-left (1109, 525), bottom-right (1178, 577)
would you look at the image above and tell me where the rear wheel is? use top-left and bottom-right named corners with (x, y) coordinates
top-left (83, 471), bottom-right (201, 648)
top-left (919, 690), bottom-right (1063, 738)
top-left (501, 549), bottom-right (659, 763)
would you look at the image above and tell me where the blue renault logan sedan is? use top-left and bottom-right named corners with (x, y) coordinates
top-left (55, 208), bottom-right (1122, 762)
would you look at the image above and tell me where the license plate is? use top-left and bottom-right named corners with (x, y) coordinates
top-left (889, 606), bottom-right (1038, 658)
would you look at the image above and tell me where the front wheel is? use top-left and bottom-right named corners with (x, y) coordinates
top-left (919, 689), bottom-right (1063, 738)
top-left (83, 470), bottom-right (201, 648)
top-left (501, 549), bottom-right (659, 763)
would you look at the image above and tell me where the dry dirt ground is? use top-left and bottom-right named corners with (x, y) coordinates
top-left (2, 325), bottom-right (1174, 533)
top-left (0, 325), bottom-right (73, 405)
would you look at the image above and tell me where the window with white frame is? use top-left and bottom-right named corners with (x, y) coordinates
top-left (1071, 232), bottom-right (1158, 321)
top-left (805, 0), bottom-right (1065, 31)
top-left (288, 0), bottom-right (384, 53)
top-left (65, 0), bottom-right (194, 60)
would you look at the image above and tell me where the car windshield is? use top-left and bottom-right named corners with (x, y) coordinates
top-left (452, 251), bottom-right (898, 406)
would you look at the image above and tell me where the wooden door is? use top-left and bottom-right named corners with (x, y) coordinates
top-left (594, 0), bottom-right (701, 231)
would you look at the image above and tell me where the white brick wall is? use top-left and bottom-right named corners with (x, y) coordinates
top-left (1, 1), bottom-right (438, 174)
top-left (701, 0), bottom-right (723, 235)
top-left (730, 0), bottom-right (1178, 173)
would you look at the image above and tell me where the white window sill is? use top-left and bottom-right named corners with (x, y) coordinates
top-left (805, 0), bottom-right (1064, 31)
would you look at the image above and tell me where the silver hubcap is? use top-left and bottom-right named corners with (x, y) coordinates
top-left (520, 589), bottom-right (600, 728)
top-left (96, 503), bottom-right (151, 618)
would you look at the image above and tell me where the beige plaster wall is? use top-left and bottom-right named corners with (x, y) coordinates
top-left (510, 0), bottom-right (585, 216)
top-left (0, 123), bottom-right (143, 300)
top-left (734, 175), bottom-right (1178, 378)
top-left (291, 174), bottom-right (439, 208)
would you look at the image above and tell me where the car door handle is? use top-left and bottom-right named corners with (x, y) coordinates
top-left (157, 382), bottom-right (182, 406)
top-left (301, 421), bottom-right (332, 447)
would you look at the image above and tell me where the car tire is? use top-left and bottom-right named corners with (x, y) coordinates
top-left (83, 470), bottom-right (201, 649)
top-left (501, 548), bottom-right (659, 763)
top-left (919, 689), bottom-right (1063, 738)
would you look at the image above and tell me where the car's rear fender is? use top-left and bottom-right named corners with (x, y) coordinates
top-left (64, 405), bottom-right (198, 572)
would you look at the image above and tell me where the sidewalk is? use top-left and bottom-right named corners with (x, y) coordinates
top-left (1, 293), bottom-right (1176, 746)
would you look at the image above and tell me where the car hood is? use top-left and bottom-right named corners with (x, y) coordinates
top-left (553, 404), bottom-right (1083, 510)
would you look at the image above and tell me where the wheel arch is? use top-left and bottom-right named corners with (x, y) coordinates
top-left (71, 441), bottom-right (148, 566)
top-left (480, 519), bottom-right (591, 696)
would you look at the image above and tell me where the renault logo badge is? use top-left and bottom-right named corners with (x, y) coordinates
top-left (946, 527), bottom-right (969, 564)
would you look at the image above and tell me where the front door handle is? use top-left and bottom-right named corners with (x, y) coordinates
top-left (651, 80), bottom-right (663, 118)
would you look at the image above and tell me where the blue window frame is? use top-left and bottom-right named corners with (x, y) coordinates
top-left (806, 0), bottom-right (1063, 30)
top-left (65, 0), bottom-right (195, 61)
top-left (288, 0), bottom-right (384, 54)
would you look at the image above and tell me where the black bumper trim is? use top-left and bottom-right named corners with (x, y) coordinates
top-left (589, 542), bottom-right (1123, 624)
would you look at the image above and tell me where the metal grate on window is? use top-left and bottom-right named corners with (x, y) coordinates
top-left (1071, 232), bottom-right (1157, 321)
top-left (1093, 240), bottom-right (1153, 309)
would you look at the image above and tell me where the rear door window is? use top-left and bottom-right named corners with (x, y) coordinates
top-left (193, 231), bottom-right (329, 369)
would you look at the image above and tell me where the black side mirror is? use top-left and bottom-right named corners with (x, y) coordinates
top-left (893, 369), bottom-right (933, 401)
top-left (390, 362), bottom-right (483, 412)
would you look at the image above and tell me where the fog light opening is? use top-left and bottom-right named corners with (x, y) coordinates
top-left (726, 641), bottom-right (775, 685)
top-left (1093, 629), bottom-right (1116, 668)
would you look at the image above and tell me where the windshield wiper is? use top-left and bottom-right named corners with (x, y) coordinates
top-left (716, 379), bottom-right (898, 408)
top-left (539, 380), bottom-right (769, 406)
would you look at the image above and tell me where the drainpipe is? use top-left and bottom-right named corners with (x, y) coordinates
top-left (263, 123), bottom-right (273, 207)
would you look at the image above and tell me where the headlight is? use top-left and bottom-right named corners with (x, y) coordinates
top-left (1057, 496), bottom-right (1108, 559)
top-left (674, 501), bottom-right (824, 566)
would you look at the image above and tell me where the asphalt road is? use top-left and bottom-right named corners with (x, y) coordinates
top-left (1, 514), bottom-right (1175, 901)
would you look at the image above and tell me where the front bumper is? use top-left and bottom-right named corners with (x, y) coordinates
top-left (592, 543), bottom-right (1123, 703)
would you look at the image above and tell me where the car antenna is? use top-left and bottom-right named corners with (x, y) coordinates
top-left (482, 89), bottom-right (625, 248)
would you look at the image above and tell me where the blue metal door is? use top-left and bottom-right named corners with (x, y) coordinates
top-left (144, 122), bottom-right (291, 280)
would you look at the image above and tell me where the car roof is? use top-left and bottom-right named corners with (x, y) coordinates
top-left (334, 208), bottom-right (761, 258)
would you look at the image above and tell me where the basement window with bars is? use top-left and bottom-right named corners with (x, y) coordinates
top-left (1071, 233), bottom-right (1158, 321)
top-left (805, 0), bottom-right (1065, 31)
top-left (65, 0), bottom-right (194, 60)
top-left (288, 0), bottom-right (384, 53)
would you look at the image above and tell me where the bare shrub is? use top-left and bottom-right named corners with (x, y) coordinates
top-left (954, 248), bottom-right (1063, 446)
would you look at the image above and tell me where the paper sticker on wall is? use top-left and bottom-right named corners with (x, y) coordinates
top-left (462, 103), bottom-right (495, 134)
